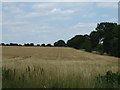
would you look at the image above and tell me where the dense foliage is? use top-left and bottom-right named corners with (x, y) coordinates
top-left (96, 70), bottom-right (120, 88)
top-left (54, 40), bottom-right (66, 47)
top-left (67, 22), bottom-right (119, 57)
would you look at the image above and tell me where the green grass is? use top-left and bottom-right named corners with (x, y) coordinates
top-left (95, 70), bottom-right (120, 88)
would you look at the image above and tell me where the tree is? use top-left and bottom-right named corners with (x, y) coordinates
top-left (67, 35), bottom-right (85, 49)
top-left (41, 44), bottom-right (45, 47)
top-left (54, 42), bottom-right (58, 46)
top-left (10, 43), bottom-right (19, 46)
top-left (6, 44), bottom-right (10, 46)
top-left (46, 44), bottom-right (52, 47)
top-left (18, 44), bottom-right (22, 46)
top-left (96, 22), bottom-right (117, 38)
top-left (89, 31), bottom-right (100, 49)
top-left (96, 22), bottom-right (117, 54)
top-left (1, 43), bottom-right (5, 46)
top-left (37, 44), bottom-right (40, 46)
top-left (81, 37), bottom-right (92, 52)
top-left (94, 44), bottom-right (104, 55)
top-left (24, 43), bottom-right (30, 46)
top-left (110, 37), bottom-right (118, 57)
top-left (54, 40), bottom-right (66, 47)
top-left (117, 25), bottom-right (120, 57)
top-left (29, 43), bottom-right (34, 46)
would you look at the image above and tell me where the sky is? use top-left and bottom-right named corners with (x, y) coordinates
top-left (2, 2), bottom-right (118, 45)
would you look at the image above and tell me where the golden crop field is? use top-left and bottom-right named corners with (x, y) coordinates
top-left (2, 46), bottom-right (118, 88)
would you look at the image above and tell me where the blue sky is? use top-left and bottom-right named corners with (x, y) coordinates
top-left (2, 2), bottom-right (118, 45)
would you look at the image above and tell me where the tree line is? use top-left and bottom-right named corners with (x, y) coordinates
top-left (1, 22), bottom-right (119, 57)
top-left (0, 43), bottom-right (53, 47)
top-left (67, 22), bottom-right (119, 57)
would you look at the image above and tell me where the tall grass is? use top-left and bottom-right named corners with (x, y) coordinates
top-left (2, 60), bottom-right (118, 88)
top-left (2, 46), bottom-right (118, 88)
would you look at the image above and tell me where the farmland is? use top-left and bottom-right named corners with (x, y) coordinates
top-left (2, 46), bottom-right (118, 88)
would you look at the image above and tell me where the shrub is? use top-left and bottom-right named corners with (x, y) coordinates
top-left (96, 70), bottom-right (120, 88)
top-left (37, 44), bottom-right (40, 46)
top-left (41, 44), bottom-right (45, 47)
top-left (54, 40), bottom-right (66, 47)
top-left (46, 44), bottom-right (52, 47)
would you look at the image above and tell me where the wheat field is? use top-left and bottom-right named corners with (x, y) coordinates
top-left (2, 46), bottom-right (118, 88)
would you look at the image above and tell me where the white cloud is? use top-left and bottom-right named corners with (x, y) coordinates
top-left (44, 15), bottom-right (73, 22)
top-left (74, 22), bottom-right (97, 28)
top-left (18, 8), bottom-right (75, 19)
top-left (50, 8), bottom-right (75, 14)
top-left (1, 0), bottom-right (120, 2)
top-left (99, 14), bottom-right (109, 17)
top-left (104, 18), bottom-right (118, 23)
top-left (96, 3), bottom-right (118, 9)
top-left (3, 2), bottom-right (93, 19)
top-left (3, 5), bottom-right (23, 14)
top-left (82, 13), bottom-right (96, 18)
top-left (20, 12), bottom-right (41, 18)
top-left (82, 13), bottom-right (109, 18)
top-left (32, 2), bottom-right (93, 11)
top-left (32, 3), bottom-right (58, 10)
top-left (69, 22), bottom-right (97, 35)
top-left (3, 21), bottom-right (28, 25)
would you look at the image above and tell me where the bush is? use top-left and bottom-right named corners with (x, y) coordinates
top-left (54, 40), bottom-right (66, 47)
top-left (110, 38), bottom-right (118, 57)
top-left (46, 44), bottom-right (52, 47)
top-left (94, 44), bottom-right (104, 55)
top-left (41, 44), bottom-right (45, 47)
top-left (96, 70), bottom-right (120, 88)
top-left (67, 35), bottom-right (85, 49)
top-left (37, 44), bottom-right (40, 46)
top-left (1, 43), bottom-right (5, 46)
top-left (29, 43), bottom-right (34, 46)
top-left (81, 38), bottom-right (92, 52)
